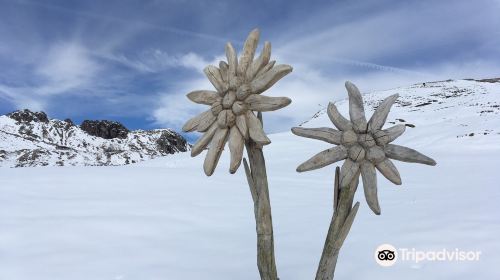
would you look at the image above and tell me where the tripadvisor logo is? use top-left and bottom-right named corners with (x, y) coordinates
top-left (374, 244), bottom-right (481, 267)
top-left (375, 244), bottom-right (397, 267)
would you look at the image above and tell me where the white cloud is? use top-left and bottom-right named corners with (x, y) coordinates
top-left (276, 1), bottom-right (499, 68)
top-left (0, 41), bottom-right (99, 112)
top-left (36, 42), bottom-right (98, 95)
top-left (152, 75), bottom-right (213, 129)
top-left (0, 85), bottom-right (46, 111)
top-left (102, 50), bottom-right (212, 73)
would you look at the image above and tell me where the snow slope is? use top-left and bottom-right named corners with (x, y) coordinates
top-left (1, 79), bottom-right (499, 280)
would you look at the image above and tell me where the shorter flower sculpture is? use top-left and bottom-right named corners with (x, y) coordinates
top-left (182, 29), bottom-right (292, 176)
top-left (292, 81), bottom-right (436, 215)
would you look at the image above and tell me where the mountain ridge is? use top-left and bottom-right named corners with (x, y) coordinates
top-left (299, 78), bottom-right (500, 143)
top-left (0, 109), bottom-right (189, 167)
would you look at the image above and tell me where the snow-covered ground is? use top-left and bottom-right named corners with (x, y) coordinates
top-left (1, 79), bottom-right (499, 279)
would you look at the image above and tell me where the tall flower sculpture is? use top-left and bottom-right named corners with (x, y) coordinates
top-left (292, 81), bottom-right (436, 215)
top-left (182, 29), bottom-right (292, 176)
top-left (182, 29), bottom-right (292, 280)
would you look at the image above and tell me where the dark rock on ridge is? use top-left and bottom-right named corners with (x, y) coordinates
top-left (7, 109), bottom-right (49, 123)
top-left (80, 120), bottom-right (130, 139)
top-left (156, 131), bottom-right (188, 154)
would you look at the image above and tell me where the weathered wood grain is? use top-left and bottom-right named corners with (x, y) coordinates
top-left (256, 60), bottom-right (276, 78)
top-left (369, 94), bottom-right (399, 131)
top-left (384, 124), bottom-right (406, 143)
top-left (327, 102), bottom-right (351, 131)
top-left (238, 28), bottom-right (260, 77)
top-left (316, 168), bottom-right (360, 280)
top-left (191, 123), bottom-right (217, 157)
top-left (376, 158), bottom-right (402, 185)
top-left (246, 111), bottom-right (271, 145)
top-left (246, 140), bottom-right (279, 280)
top-left (187, 90), bottom-right (220, 105)
top-left (228, 126), bottom-right (244, 173)
top-left (247, 41), bottom-right (271, 81)
top-left (296, 146), bottom-right (348, 172)
top-left (203, 65), bottom-right (226, 93)
top-left (345, 81), bottom-right (367, 132)
top-left (203, 128), bottom-right (228, 176)
top-left (225, 42), bottom-right (238, 88)
top-left (291, 127), bottom-right (342, 145)
top-left (385, 144), bottom-right (437, 166)
top-left (360, 161), bottom-right (380, 215)
top-left (250, 64), bottom-right (292, 94)
top-left (245, 95), bottom-right (291, 112)
top-left (339, 158), bottom-right (360, 188)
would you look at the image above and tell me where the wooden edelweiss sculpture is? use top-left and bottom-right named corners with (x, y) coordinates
top-left (292, 81), bottom-right (436, 280)
top-left (183, 29), bottom-right (292, 280)
top-left (183, 29), bottom-right (436, 280)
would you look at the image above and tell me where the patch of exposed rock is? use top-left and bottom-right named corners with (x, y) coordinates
top-left (80, 120), bottom-right (130, 139)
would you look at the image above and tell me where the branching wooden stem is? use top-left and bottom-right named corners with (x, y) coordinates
top-left (241, 112), bottom-right (357, 280)
top-left (316, 167), bottom-right (360, 280)
top-left (243, 139), bottom-right (278, 280)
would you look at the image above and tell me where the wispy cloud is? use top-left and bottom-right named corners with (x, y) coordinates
top-left (12, 0), bottom-right (236, 44)
top-left (0, 42), bottom-right (99, 110)
top-left (101, 50), bottom-right (210, 73)
top-left (37, 42), bottom-right (98, 94)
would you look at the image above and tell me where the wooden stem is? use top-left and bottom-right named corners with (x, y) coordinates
top-left (315, 167), bottom-right (360, 280)
top-left (243, 139), bottom-right (279, 280)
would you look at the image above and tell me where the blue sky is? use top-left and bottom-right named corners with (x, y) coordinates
top-left (0, 0), bottom-right (499, 136)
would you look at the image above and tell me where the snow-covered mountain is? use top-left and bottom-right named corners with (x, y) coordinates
top-left (1, 79), bottom-right (499, 280)
top-left (0, 109), bottom-right (189, 167)
top-left (302, 78), bottom-right (500, 143)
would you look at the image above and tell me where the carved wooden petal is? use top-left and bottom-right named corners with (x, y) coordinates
top-left (245, 94), bottom-right (291, 112)
top-left (345, 81), bottom-right (367, 132)
top-left (360, 161), bottom-right (381, 215)
top-left (327, 102), bottom-right (351, 131)
top-left (384, 144), bottom-right (437, 166)
top-left (235, 114), bottom-right (248, 140)
top-left (225, 42), bottom-right (238, 81)
top-left (297, 146), bottom-right (348, 172)
top-left (182, 115), bottom-right (200, 132)
top-left (182, 109), bottom-right (211, 132)
top-left (238, 28), bottom-right (260, 77)
top-left (250, 64), bottom-right (292, 94)
top-left (203, 66), bottom-right (226, 93)
top-left (369, 93), bottom-right (399, 131)
top-left (384, 124), bottom-right (406, 143)
top-left (197, 111), bottom-right (216, 132)
top-left (191, 123), bottom-right (218, 157)
top-left (340, 158), bottom-right (360, 188)
top-left (187, 90), bottom-right (220, 105)
top-left (246, 41), bottom-right (271, 81)
top-left (246, 111), bottom-right (271, 145)
top-left (203, 128), bottom-right (229, 176)
top-left (219, 61), bottom-right (228, 83)
top-left (376, 158), bottom-right (402, 185)
top-left (256, 60), bottom-right (276, 78)
top-left (291, 127), bottom-right (342, 144)
top-left (228, 126), bottom-right (245, 174)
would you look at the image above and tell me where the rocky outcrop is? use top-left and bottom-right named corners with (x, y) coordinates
top-left (7, 109), bottom-right (49, 123)
top-left (156, 130), bottom-right (188, 154)
top-left (80, 120), bottom-right (129, 139)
